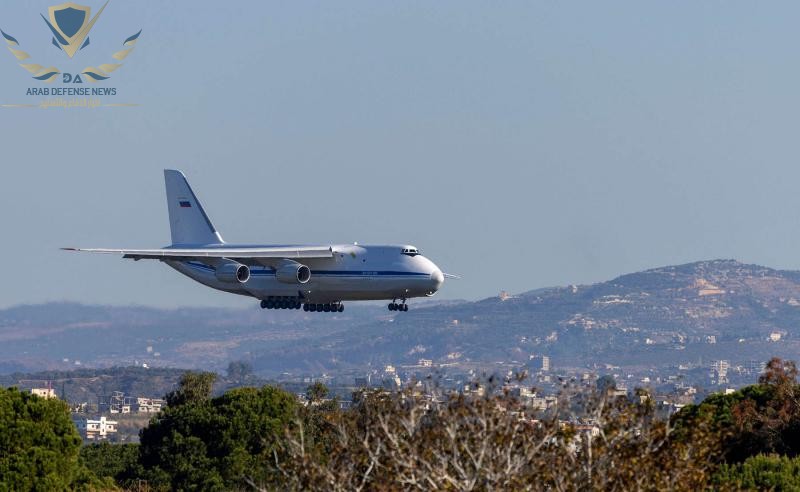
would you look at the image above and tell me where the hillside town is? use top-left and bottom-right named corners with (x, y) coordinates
top-left (15, 343), bottom-right (772, 444)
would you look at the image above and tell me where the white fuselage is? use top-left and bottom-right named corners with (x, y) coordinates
top-left (166, 243), bottom-right (444, 303)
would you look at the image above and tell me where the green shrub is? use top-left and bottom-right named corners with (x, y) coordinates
top-left (714, 454), bottom-right (800, 491)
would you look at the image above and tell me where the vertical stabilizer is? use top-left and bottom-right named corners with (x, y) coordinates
top-left (164, 170), bottom-right (224, 245)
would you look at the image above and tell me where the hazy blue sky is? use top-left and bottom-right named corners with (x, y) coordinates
top-left (2, 1), bottom-right (800, 308)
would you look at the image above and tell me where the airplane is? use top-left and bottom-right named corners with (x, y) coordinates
top-left (64, 170), bottom-right (457, 313)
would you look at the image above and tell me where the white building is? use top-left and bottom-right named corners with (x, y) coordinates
top-left (76, 416), bottom-right (118, 441)
top-left (30, 388), bottom-right (57, 399)
top-left (133, 397), bottom-right (165, 413)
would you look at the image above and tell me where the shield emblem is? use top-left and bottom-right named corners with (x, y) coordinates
top-left (52, 5), bottom-right (88, 38)
top-left (42, 2), bottom-right (108, 58)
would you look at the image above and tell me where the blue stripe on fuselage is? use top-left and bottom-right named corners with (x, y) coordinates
top-left (183, 261), bottom-right (428, 277)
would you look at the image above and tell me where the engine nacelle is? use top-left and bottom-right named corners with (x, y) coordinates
top-left (276, 260), bottom-right (311, 284)
top-left (215, 261), bottom-right (250, 284)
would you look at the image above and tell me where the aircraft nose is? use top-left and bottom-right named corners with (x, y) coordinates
top-left (430, 268), bottom-right (444, 291)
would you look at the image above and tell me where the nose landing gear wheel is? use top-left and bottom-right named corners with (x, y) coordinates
top-left (388, 298), bottom-right (408, 312)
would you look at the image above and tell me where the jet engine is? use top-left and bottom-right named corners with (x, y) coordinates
top-left (214, 261), bottom-right (250, 284)
top-left (276, 260), bottom-right (311, 284)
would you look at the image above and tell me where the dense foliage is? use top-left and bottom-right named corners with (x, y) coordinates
top-left (714, 454), bottom-right (800, 490)
top-left (11, 360), bottom-right (800, 490)
top-left (138, 372), bottom-right (299, 491)
top-left (0, 387), bottom-right (98, 491)
top-left (80, 442), bottom-right (141, 489)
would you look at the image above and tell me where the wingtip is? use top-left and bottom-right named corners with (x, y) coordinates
top-left (61, 247), bottom-right (78, 251)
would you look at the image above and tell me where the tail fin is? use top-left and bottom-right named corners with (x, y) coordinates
top-left (164, 169), bottom-right (224, 245)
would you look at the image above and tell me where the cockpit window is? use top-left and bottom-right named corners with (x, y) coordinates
top-left (402, 248), bottom-right (420, 257)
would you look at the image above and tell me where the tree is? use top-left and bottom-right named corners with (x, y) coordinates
top-left (760, 357), bottom-right (799, 388)
top-left (714, 454), bottom-right (800, 490)
top-left (596, 374), bottom-right (617, 394)
top-left (80, 442), bottom-right (142, 489)
top-left (674, 357), bottom-right (800, 462)
top-left (305, 382), bottom-right (329, 404)
top-left (165, 371), bottom-right (217, 407)
top-left (139, 385), bottom-right (299, 491)
top-left (273, 384), bottom-right (721, 491)
top-left (226, 361), bottom-right (253, 384)
top-left (0, 387), bottom-right (99, 490)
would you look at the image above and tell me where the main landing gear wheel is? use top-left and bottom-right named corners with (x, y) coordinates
top-left (302, 302), bottom-right (343, 313)
top-left (259, 296), bottom-right (303, 310)
top-left (262, 297), bottom-right (343, 313)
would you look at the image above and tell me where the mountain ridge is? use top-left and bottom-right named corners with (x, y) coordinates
top-left (3, 259), bottom-right (800, 376)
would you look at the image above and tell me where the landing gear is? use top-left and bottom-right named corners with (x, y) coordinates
top-left (388, 299), bottom-right (409, 312)
top-left (301, 301), bottom-right (343, 313)
top-left (261, 297), bottom-right (345, 313)
top-left (259, 296), bottom-right (302, 310)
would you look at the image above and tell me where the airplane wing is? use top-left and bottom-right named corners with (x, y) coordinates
top-left (62, 246), bottom-right (334, 262)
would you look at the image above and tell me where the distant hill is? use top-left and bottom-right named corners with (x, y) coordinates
top-left (3, 260), bottom-right (800, 376)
